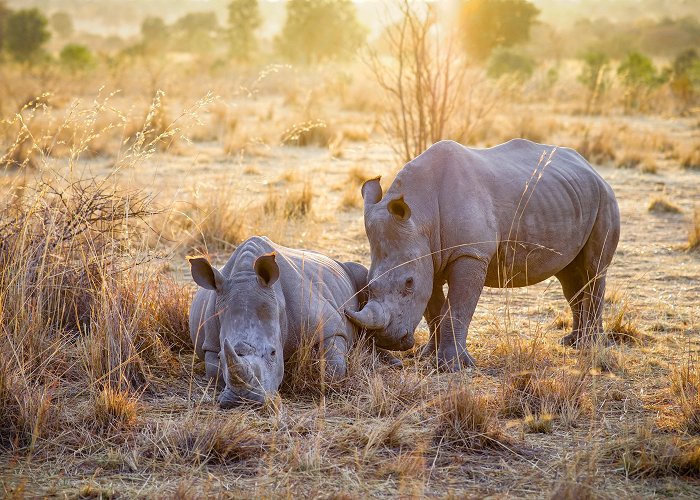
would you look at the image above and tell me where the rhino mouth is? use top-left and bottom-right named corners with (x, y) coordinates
top-left (218, 387), bottom-right (266, 409)
top-left (374, 329), bottom-right (415, 352)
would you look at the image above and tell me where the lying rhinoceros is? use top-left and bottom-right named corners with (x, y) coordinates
top-left (189, 236), bottom-right (371, 407)
top-left (345, 139), bottom-right (620, 370)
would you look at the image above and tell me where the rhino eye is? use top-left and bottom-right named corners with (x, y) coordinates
top-left (270, 349), bottom-right (277, 357)
top-left (405, 277), bottom-right (414, 290)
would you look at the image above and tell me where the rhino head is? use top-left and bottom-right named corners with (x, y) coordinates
top-left (345, 177), bottom-right (433, 351)
top-left (189, 253), bottom-right (285, 408)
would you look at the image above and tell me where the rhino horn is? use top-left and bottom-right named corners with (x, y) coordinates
top-left (345, 300), bottom-right (389, 330)
top-left (223, 339), bottom-right (253, 386)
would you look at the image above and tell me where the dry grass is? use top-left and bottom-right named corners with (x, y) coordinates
top-left (601, 424), bottom-right (700, 478)
top-left (680, 145), bottom-right (700, 170)
top-left (264, 181), bottom-right (313, 219)
top-left (671, 361), bottom-right (700, 435)
top-left (687, 207), bottom-right (700, 252)
top-left (0, 39), bottom-right (699, 498)
top-left (434, 384), bottom-right (508, 451)
top-left (648, 195), bottom-right (682, 214)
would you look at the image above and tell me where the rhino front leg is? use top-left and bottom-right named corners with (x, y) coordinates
top-left (437, 257), bottom-right (488, 371)
top-left (321, 335), bottom-right (349, 382)
top-left (204, 350), bottom-right (225, 389)
top-left (419, 279), bottom-right (446, 360)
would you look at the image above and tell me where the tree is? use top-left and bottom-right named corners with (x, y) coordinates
top-left (459, 0), bottom-right (540, 61)
top-left (50, 11), bottom-right (73, 38)
top-left (0, 1), bottom-right (10, 54)
top-left (617, 51), bottom-right (662, 111)
top-left (276, 0), bottom-right (366, 64)
top-left (366, 1), bottom-right (500, 162)
top-left (60, 43), bottom-right (95, 73)
top-left (487, 48), bottom-right (534, 81)
top-left (578, 49), bottom-right (609, 114)
top-left (141, 16), bottom-right (167, 45)
top-left (173, 12), bottom-right (220, 52)
top-left (4, 9), bottom-right (50, 63)
top-left (228, 0), bottom-right (261, 61)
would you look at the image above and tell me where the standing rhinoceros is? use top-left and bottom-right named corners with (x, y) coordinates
top-left (345, 139), bottom-right (620, 370)
top-left (189, 236), bottom-right (371, 407)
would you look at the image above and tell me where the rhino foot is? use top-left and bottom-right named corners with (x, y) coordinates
top-left (560, 331), bottom-right (609, 348)
top-left (417, 340), bottom-right (438, 361)
top-left (376, 348), bottom-right (404, 368)
top-left (437, 348), bottom-right (476, 372)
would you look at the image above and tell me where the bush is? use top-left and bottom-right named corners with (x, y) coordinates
top-left (4, 8), bottom-right (50, 63)
top-left (487, 48), bottom-right (535, 81)
top-left (59, 44), bottom-right (95, 73)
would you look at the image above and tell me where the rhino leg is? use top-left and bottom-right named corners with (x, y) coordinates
top-left (419, 279), bottom-right (446, 360)
top-left (436, 257), bottom-right (487, 371)
top-left (321, 335), bottom-right (349, 382)
top-left (204, 350), bottom-right (225, 389)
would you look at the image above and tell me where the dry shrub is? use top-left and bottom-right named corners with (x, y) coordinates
top-left (377, 450), bottom-right (425, 479)
top-left (358, 369), bottom-right (428, 418)
top-left (485, 335), bottom-right (554, 372)
top-left (281, 119), bottom-right (337, 147)
top-left (648, 196), bottom-right (682, 214)
top-left (186, 185), bottom-right (247, 253)
top-left (264, 182), bottom-right (313, 219)
top-left (577, 130), bottom-right (615, 165)
top-left (576, 340), bottom-right (624, 374)
top-left (679, 145), bottom-right (700, 170)
top-left (687, 207), bottom-right (700, 252)
top-left (671, 361), bottom-right (700, 435)
top-left (602, 424), bottom-right (700, 478)
top-left (0, 362), bottom-right (57, 450)
top-left (149, 413), bottom-right (264, 465)
top-left (524, 412), bottom-right (554, 434)
top-left (500, 369), bottom-right (586, 425)
top-left (605, 298), bottom-right (644, 345)
top-left (93, 385), bottom-right (138, 431)
top-left (435, 384), bottom-right (506, 451)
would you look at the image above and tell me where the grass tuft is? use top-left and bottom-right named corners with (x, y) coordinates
top-left (434, 384), bottom-right (507, 451)
top-left (648, 196), bottom-right (682, 214)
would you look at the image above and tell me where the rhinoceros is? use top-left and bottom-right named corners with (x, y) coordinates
top-left (345, 139), bottom-right (620, 370)
top-left (188, 236), bottom-right (372, 407)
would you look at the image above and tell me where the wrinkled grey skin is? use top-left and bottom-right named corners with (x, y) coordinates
top-left (189, 236), bottom-right (371, 408)
top-left (346, 139), bottom-right (620, 370)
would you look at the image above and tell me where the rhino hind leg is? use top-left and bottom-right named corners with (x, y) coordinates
top-left (557, 234), bottom-right (615, 347)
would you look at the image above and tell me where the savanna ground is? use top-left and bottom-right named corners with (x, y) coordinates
top-left (2, 3), bottom-right (700, 498)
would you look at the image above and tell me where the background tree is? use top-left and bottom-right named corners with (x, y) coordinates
top-left (578, 49), bottom-right (609, 114)
top-left (459, 0), bottom-right (540, 61)
top-left (50, 11), bottom-right (73, 38)
top-left (5, 8), bottom-right (50, 63)
top-left (366, 0), bottom-right (500, 162)
top-left (487, 48), bottom-right (535, 81)
top-left (617, 51), bottom-right (662, 111)
top-left (60, 43), bottom-right (95, 73)
top-left (0, 1), bottom-right (11, 54)
top-left (670, 49), bottom-right (700, 110)
top-left (173, 12), bottom-right (220, 53)
top-left (228, 0), bottom-right (261, 62)
top-left (276, 0), bottom-right (366, 64)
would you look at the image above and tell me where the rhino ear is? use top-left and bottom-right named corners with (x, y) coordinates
top-left (188, 256), bottom-right (225, 291)
top-left (361, 176), bottom-right (382, 206)
top-left (254, 252), bottom-right (279, 287)
top-left (387, 195), bottom-right (411, 221)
